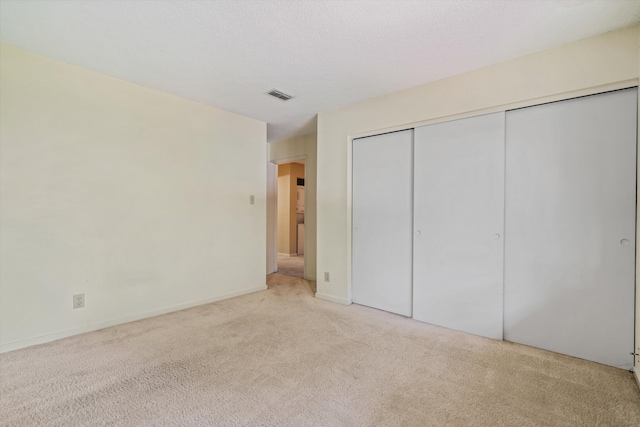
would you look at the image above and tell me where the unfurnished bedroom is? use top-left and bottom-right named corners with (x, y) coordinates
top-left (1, 1), bottom-right (640, 425)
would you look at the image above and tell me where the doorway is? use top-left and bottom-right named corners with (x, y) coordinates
top-left (272, 160), bottom-right (306, 278)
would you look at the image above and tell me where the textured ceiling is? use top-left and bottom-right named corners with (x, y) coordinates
top-left (1, 0), bottom-right (639, 142)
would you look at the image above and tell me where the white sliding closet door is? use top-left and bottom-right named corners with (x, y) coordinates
top-left (352, 130), bottom-right (413, 316)
top-left (504, 88), bottom-right (637, 369)
top-left (413, 112), bottom-right (505, 339)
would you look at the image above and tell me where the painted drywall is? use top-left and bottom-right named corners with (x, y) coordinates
top-left (268, 133), bottom-right (317, 281)
top-left (289, 164), bottom-right (305, 253)
top-left (316, 24), bottom-right (640, 365)
top-left (0, 44), bottom-right (267, 352)
top-left (290, 163), bottom-right (305, 253)
top-left (277, 164), bottom-right (293, 254)
top-left (266, 162), bottom-right (277, 274)
top-left (637, 39), bottom-right (640, 375)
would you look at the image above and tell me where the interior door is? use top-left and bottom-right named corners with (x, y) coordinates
top-left (504, 88), bottom-right (637, 369)
top-left (352, 130), bottom-right (413, 316)
top-left (412, 112), bottom-right (505, 339)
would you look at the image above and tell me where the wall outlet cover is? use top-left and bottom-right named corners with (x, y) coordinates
top-left (73, 293), bottom-right (85, 309)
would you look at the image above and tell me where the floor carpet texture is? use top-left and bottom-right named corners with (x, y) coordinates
top-left (1, 274), bottom-right (639, 426)
top-left (276, 254), bottom-right (304, 278)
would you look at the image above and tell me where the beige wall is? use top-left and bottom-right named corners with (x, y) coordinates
top-left (637, 29), bottom-right (640, 382)
top-left (268, 133), bottom-right (317, 280)
top-left (316, 25), bottom-right (640, 368)
top-left (0, 44), bottom-right (267, 352)
top-left (266, 162), bottom-right (277, 274)
top-left (277, 164), bottom-right (291, 254)
top-left (289, 163), bottom-right (305, 252)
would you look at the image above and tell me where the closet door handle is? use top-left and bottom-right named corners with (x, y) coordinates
top-left (494, 233), bottom-right (501, 240)
top-left (415, 230), bottom-right (422, 237)
top-left (620, 238), bottom-right (630, 246)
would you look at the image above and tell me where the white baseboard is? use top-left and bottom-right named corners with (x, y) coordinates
top-left (315, 292), bottom-right (351, 305)
top-left (277, 252), bottom-right (298, 257)
top-left (634, 368), bottom-right (640, 391)
top-left (0, 285), bottom-right (267, 354)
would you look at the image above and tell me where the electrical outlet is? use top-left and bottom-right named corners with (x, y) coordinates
top-left (324, 272), bottom-right (330, 282)
top-left (73, 293), bottom-right (85, 309)
top-left (249, 195), bottom-right (255, 205)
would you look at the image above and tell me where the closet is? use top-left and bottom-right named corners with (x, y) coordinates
top-left (352, 129), bottom-right (413, 317)
top-left (351, 87), bottom-right (637, 369)
top-left (504, 89), bottom-right (637, 369)
top-left (413, 112), bottom-right (505, 340)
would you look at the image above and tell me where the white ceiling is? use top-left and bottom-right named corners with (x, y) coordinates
top-left (1, 1), bottom-right (639, 143)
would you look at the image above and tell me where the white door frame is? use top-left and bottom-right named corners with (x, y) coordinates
top-left (267, 155), bottom-right (308, 279)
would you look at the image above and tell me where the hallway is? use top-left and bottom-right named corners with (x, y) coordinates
top-left (277, 254), bottom-right (304, 278)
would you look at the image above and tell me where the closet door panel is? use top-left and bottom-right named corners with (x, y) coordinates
top-left (504, 88), bottom-right (637, 369)
top-left (352, 130), bottom-right (413, 316)
top-left (413, 112), bottom-right (505, 339)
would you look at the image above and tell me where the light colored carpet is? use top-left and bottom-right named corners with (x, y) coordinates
top-left (277, 254), bottom-right (304, 278)
top-left (1, 274), bottom-right (639, 426)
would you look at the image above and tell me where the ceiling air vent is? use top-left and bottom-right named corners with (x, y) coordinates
top-left (266, 89), bottom-right (294, 101)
